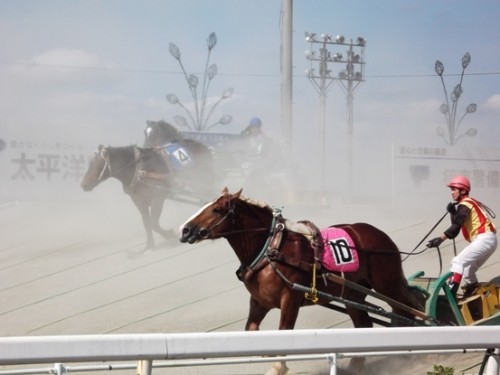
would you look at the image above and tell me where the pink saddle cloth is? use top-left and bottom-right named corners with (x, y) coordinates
top-left (320, 227), bottom-right (359, 272)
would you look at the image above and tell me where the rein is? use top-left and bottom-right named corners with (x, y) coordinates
top-left (96, 146), bottom-right (140, 183)
top-left (198, 198), bottom-right (237, 239)
top-left (401, 211), bottom-right (448, 262)
top-left (199, 200), bottom-right (287, 281)
top-left (99, 146), bottom-right (168, 192)
top-left (199, 199), bottom-right (282, 247)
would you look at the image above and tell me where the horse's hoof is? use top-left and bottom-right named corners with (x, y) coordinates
top-left (347, 356), bottom-right (365, 375)
top-left (265, 362), bottom-right (290, 375)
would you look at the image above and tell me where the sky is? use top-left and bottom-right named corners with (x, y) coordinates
top-left (1, 0), bottom-right (500, 203)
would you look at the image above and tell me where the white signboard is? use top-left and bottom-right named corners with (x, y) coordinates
top-left (392, 144), bottom-right (500, 203)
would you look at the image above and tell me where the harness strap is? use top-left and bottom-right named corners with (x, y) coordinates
top-left (265, 249), bottom-right (315, 272)
top-left (305, 263), bottom-right (319, 303)
top-left (154, 146), bottom-right (174, 175)
top-left (237, 215), bottom-right (324, 282)
top-left (128, 146), bottom-right (143, 193)
top-left (137, 170), bottom-right (168, 181)
top-left (238, 209), bottom-right (285, 281)
top-left (126, 147), bottom-right (169, 193)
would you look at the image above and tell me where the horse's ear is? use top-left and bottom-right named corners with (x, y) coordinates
top-left (232, 188), bottom-right (243, 199)
top-left (101, 146), bottom-right (109, 159)
top-left (222, 187), bottom-right (229, 194)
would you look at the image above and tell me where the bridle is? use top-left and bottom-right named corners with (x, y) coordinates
top-left (93, 146), bottom-right (145, 185)
top-left (198, 196), bottom-right (237, 239)
top-left (96, 148), bottom-right (111, 183)
top-left (193, 196), bottom-right (286, 282)
top-left (197, 197), bottom-right (274, 240)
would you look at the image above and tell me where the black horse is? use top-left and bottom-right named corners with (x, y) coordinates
top-left (143, 120), bottom-right (184, 147)
top-left (143, 120), bottom-right (217, 199)
top-left (81, 144), bottom-right (180, 250)
top-left (143, 119), bottom-right (298, 203)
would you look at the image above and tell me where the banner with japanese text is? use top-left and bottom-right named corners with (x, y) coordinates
top-left (0, 137), bottom-right (95, 202)
top-left (392, 144), bottom-right (500, 203)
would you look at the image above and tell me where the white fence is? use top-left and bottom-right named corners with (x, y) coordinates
top-left (0, 327), bottom-right (499, 375)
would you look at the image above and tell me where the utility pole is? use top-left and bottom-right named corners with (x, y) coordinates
top-left (280, 0), bottom-right (293, 151)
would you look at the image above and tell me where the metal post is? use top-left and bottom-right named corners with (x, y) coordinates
top-left (54, 363), bottom-right (66, 375)
top-left (280, 0), bottom-right (293, 151)
top-left (319, 90), bottom-right (327, 195)
top-left (318, 41), bottom-right (328, 196)
top-left (485, 348), bottom-right (500, 375)
top-left (346, 72), bottom-right (354, 202)
top-left (136, 359), bottom-right (153, 375)
top-left (305, 33), bottom-right (365, 203)
top-left (335, 39), bottom-right (364, 202)
top-left (327, 353), bottom-right (337, 375)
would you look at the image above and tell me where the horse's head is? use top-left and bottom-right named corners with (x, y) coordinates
top-left (80, 145), bottom-right (111, 191)
top-left (143, 120), bottom-right (182, 148)
top-left (179, 187), bottom-right (242, 244)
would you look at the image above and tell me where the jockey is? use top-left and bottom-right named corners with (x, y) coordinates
top-left (427, 175), bottom-right (497, 297)
top-left (241, 117), bottom-right (265, 157)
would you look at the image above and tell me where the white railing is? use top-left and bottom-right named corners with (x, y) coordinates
top-left (0, 327), bottom-right (499, 375)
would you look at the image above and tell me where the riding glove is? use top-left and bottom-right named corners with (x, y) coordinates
top-left (427, 237), bottom-right (444, 248)
top-left (446, 202), bottom-right (457, 214)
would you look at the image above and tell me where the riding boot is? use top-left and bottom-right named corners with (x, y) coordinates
top-left (447, 273), bottom-right (462, 299)
top-left (462, 282), bottom-right (479, 298)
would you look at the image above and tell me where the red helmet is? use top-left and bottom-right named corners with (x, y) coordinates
top-left (447, 175), bottom-right (471, 192)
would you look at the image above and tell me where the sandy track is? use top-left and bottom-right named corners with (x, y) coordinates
top-left (1, 192), bottom-right (497, 374)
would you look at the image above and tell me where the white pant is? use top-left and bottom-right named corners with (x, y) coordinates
top-left (450, 231), bottom-right (497, 285)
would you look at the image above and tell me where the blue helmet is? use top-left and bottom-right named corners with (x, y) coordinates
top-left (248, 117), bottom-right (262, 128)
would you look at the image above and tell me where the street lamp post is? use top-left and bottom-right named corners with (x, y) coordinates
top-left (435, 52), bottom-right (477, 145)
top-left (305, 33), bottom-right (366, 200)
top-left (305, 33), bottom-right (335, 194)
top-left (167, 32), bottom-right (233, 132)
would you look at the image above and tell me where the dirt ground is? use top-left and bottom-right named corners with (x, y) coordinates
top-left (1, 189), bottom-right (499, 374)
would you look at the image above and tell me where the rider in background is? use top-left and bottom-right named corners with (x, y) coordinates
top-left (240, 117), bottom-right (285, 168)
top-left (240, 117), bottom-right (290, 200)
top-left (427, 175), bottom-right (497, 297)
top-left (241, 117), bottom-right (266, 158)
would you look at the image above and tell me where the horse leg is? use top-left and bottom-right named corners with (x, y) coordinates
top-left (133, 201), bottom-right (155, 250)
top-left (245, 296), bottom-right (270, 331)
top-left (344, 289), bottom-right (371, 375)
top-left (266, 362), bottom-right (292, 375)
top-left (262, 293), bottom-right (303, 375)
top-left (344, 287), bottom-right (373, 328)
top-left (266, 296), bottom-right (303, 375)
top-left (244, 298), bottom-right (292, 375)
top-left (150, 197), bottom-right (175, 241)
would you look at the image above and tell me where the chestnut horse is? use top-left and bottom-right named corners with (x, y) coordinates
top-left (179, 188), bottom-right (426, 374)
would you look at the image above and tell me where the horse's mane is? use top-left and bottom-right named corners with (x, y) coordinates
top-left (239, 194), bottom-right (273, 213)
top-left (107, 145), bottom-right (135, 156)
top-left (148, 120), bottom-right (183, 136)
top-left (237, 193), bottom-right (318, 241)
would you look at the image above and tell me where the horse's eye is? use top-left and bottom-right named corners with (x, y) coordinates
top-left (212, 207), bottom-right (223, 214)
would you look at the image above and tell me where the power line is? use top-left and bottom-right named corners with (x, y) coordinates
top-left (0, 60), bottom-right (499, 79)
